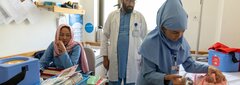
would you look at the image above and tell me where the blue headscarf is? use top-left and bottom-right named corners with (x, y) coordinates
top-left (158, 0), bottom-right (187, 51)
top-left (139, 0), bottom-right (189, 73)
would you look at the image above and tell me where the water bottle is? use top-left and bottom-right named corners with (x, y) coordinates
top-left (96, 26), bottom-right (103, 42)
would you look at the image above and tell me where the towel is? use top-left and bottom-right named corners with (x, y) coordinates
top-left (209, 42), bottom-right (240, 54)
top-left (79, 42), bottom-right (89, 73)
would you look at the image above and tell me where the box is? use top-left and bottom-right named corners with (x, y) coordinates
top-left (208, 50), bottom-right (240, 72)
top-left (0, 56), bottom-right (40, 85)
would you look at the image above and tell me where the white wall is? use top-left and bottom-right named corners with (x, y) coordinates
top-left (135, 0), bottom-right (223, 51)
top-left (0, 0), bottom-right (97, 57)
top-left (198, 0), bottom-right (220, 51)
top-left (199, 0), bottom-right (240, 49)
top-left (182, 0), bottom-right (215, 51)
top-left (135, 0), bottom-right (165, 31)
top-left (80, 0), bottom-right (96, 42)
top-left (183, 0), bottom-right (221, 51)
top-left (182, 0), bottom-right (201, 51)
top-left (0, 10), bottom-right (57, 57)
top-left (219, 0), bottom-right (240, 47)
top-left (103, 0), bottom-right (118, 24)
top-left (1, 0), bottom-right (239, 57)
top-left (183, 0), bottom-right (240, 51)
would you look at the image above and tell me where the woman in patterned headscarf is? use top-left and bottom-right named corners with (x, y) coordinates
top-left (40, 24), bottom-right (88, 73)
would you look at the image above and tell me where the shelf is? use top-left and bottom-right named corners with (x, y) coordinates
top-left (83, 42), bottom-right (101, 46)
top-left (53, 6), bottom-right (85, 14)
top-left (36, 5), bottom-right (85, 14)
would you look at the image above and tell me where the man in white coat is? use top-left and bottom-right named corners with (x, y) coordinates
top-left (100, 0), bottom-right (147, 85)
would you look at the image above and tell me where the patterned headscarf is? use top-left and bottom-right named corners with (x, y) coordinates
top-left (53, 24), bottom-right (78, 56)
top-left (53, 24), bottom-right (89, 73)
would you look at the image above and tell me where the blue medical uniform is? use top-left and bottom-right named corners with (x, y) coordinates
top-left (39, 42), bottom-right (81, 70)
top-left (136, 0), bottom-right (209, 85)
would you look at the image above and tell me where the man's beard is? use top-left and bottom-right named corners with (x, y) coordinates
top-left (122, 4), bottom-right (133, 13)
top-left (125, 7), bottom-right (133, 13)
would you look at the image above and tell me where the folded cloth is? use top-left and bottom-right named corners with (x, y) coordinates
top-left (78, 42), bottom-right (89, 73)
top-left (194, 73), bottom-right (227, 85)
top-left (209, 42), bottom-right (240, 54)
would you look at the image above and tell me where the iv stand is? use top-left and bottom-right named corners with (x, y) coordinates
top-left (193, 0), bottom-right (207, 61)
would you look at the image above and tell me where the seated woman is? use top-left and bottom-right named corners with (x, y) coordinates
top-left (39, 24), bottom-right (89, 73)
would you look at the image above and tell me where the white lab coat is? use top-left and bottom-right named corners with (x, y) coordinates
top-left (100, 9), bottom-right (147, 83)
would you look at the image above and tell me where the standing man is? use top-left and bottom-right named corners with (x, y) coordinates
top-left (100, 0), bottom-right (147, 85)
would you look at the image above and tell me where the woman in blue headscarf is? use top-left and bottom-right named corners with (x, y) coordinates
top-left (137, 0), bottom-right (225, 85)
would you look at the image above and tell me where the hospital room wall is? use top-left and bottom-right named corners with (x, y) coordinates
top-left (80, 0), bottom-right (98, 42)
top-left (200, 0), bottom-right (240, 50)
top-left (0, 0), bottom-right (95, 57)
top-left (198, 0), bottom-right (221, 51)
top-left (184, 0), bottom-right (240, 51)
top-left (219, 0), bottom-right (240, 48)
top-left (1, 0), bottom-right (239, 57)
top-left (0, 11), bottom-right (57, 57)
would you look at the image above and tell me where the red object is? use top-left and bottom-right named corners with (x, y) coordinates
top-left (96, 78), bottom-right (103, 85)
top-left (208, 42), bottom-right (240, 54)
top-left (212, 56), bottom-right (220, 66)
top-left (209, 42), bottom-right (240, 71)
top-left (40, 67), bottom-right (63, 79)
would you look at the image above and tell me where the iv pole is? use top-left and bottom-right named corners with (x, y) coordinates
top-left (195, 0), bottom-right (205, 60)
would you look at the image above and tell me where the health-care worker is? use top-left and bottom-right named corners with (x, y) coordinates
top-left (137, 0), bottom-right (225, 85)
top-left (100, 0), bottom-right (147, 84)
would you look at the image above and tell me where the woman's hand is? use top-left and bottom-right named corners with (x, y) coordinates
top-left (164, 74), bottom-right (186, 85)
top-left (103, 56), bottom-right (109, 70)
top-left (57, 41), bottom-right (67, 54)
top-left (208, 66), bottom-right (226, 83)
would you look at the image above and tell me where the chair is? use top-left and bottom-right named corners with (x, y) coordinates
top-left (84, 47), bottom-right (95, 75)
